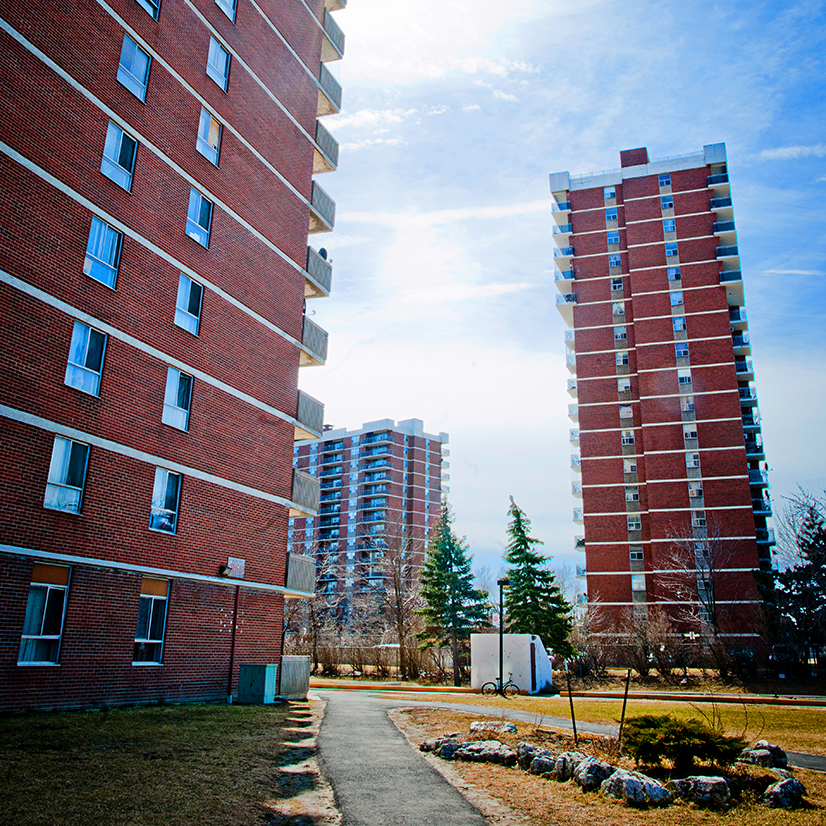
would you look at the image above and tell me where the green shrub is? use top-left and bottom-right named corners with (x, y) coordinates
top-left (622, 714), bottom-right (746, 775)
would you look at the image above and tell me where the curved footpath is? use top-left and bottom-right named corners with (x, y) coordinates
top-left (315, 687), bottom-right (825, 824)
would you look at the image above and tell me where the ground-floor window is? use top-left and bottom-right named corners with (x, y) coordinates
top-left (133, 578), bottom-right (169, 664)
top-left (19, 564), bottom-right (71, 664)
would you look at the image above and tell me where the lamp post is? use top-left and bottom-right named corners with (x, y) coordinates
top-left (497, 577), bottom-right (510, 693)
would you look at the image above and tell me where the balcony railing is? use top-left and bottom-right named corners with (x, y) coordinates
top-left (309, 181), bottom-right (336, 233)
top-left (749, 469), bottom-right (769, 486)
top-left (552, 200), bottom-right (572, 212)
top-left (567, 379), bottom-right (577, 394)
top-left (568, 403), bottom-right (578, 419)
top-left (576, 565), bottom-right (587, 579)
top-left (729, 307), bottom-right (747, 323)
top-left (291, 468), bottom-right (320, 516)
top-left (739, 387), bottom-right (757, 403)
top-left (573, 508), bottom-right (583, 522)
top-left (314, 120), bottom-right (340, 171)
top-left (756, 528), bottom-right (776, 544)
top-left (318, 63), bottom-right (342, 114)
top-left (285, 552), bottom-right (316, 594)
top-left (720, 270), bottom-right (742, 283)
top-left (570, 428), bottom-right (579, 443)
top-left (319, 466), bottom-right (342, 477)
top-left (752, 497), bottom-right (772, 515)
top-left (364, 433), bottom-right (391, 445)
top-left (713, 221), bottom-right (736, 233)
top-left (735, 359), bottom-right (754, 374)
top-left (732, 332), bottom-right (750, 348)
top-left (708, 173), bottom-right (730, 185)
top-left (575, 535), bottom-right (585, 550)
top-left (710, 196), bottom-right (733, 209)
top-left (745, 438), bottom-right (765, 456)
top-left (301, 316), bottom-right (329, 366)
top-left (554, 246), bottom-right (575, 258)
top-left (322, 9), bottom-right (345, 58)
top-left (305, 246), bottom-right (332, 296)
top-left (295, 389), bottom-right (324, 438)
top-left (716, 245), bottom-right (739, 258)
top-left (553, 224), bottom-right (573, 234)
top-left (556, 293), bottom-right (577, 305)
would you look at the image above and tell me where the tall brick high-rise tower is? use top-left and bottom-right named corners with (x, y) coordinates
top-left (551, 145), bottom-right (771, 650)
top-left (0, 0), bottom-right (345, 709)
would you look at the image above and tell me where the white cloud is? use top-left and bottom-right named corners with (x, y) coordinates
top-left (817, 174), bottom-right (826, 182)
top-left (341, 199), bottom-right (549, 228)
top-left (340, 137), bottom-right (406, 151)
top-left (493, 89), bottom-right (520, 102)
top-left (463, 104), bottom-right (482, 112)
top-left (762, 269), bottom-right (825, 276)
top-left (329, 108), bottom-right (419, 129)
top-left (759, 144), bottom-right (826, 160)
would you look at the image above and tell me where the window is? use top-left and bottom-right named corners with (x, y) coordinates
top-left (659, 174), bottom-right (671, 187)
top-left (162, 367), bottom-right (193, 430)
top-left (683, 425), bottom-right (698, 440)
top-left (670, 291), bottom-right (684, 306)
top-left (65, 321), bottom-right (107, 395)
top-left (117, 35), bottom-right (151, 101)
top-left (686, 452), bottom-right (701, 468)
top-left (678, 368), bottom-right (692, 385)
top-left (624, 458), bottom-right (637, 473)
top-left (607, 230), bottom-right (620, 244)
top-left (84, 217), bottom-right (122, 287)
top-left (44, 436), bottom-right (89, 513)
top-left (663, 218), bottom-right (676, 233)
top-left (616, 350), bottom-right (629, 366)
top-left (135, 0), bottom-right (161, 19)
top-left (665, 242), bottom-right (679, 257)
top-left (133, 578), bottom-right (168, 663)
top-left (692, 512), bottom-right (707, 528)
top-left (660, 196), bottom-right (673, 209)
top-left (207, 37), bottom-right (230, 90)
top-left (216, 0), bottom-right (237, 21)
top-left (675, 342), bottom-right (689, 358)
top-left (175, 274), bottom-right (203, 334)
top-left (101, 122), bottom-right (137, 190)
top-left (614, 326), bottom-right (627, 341)
top-left (672, 316), bottom-right (686, 332)
top-left (619, 405), bottom-right (633, 419)
top-left (667, 266), bottom-right (681, 281)
top-left (149, 468), bottom-right (181, 533)
top-left (612, 302), bottom-right (625, 316)
top-left (689, 484), bottom-right (703, 498)
top-left (605, 208), bottom-right (618, 221)
top-left (609, 257), bottom-right (622, 270)
top-left (627, 517), bottom-right (642, 532)
top-left (604, 186), bottom-right (616, 199)
top-left (618, 378), bottom-right (631, 392)
top-left (18, 564), bottom-right (70, 664)
top-left (681, 396), bottom-right (695, 412)
top-left (631, 573), bottom-right (646, 591)
top-left (197, 107), bottom-right (222, 165)
top-left (621, 430), bottom-right (635, 445)
top-left (186, 188), bottom-right (213, 246)
top-left (626, 486), bottom-right (639, 501)
top-left (630, 548), bottom-right (644, 561)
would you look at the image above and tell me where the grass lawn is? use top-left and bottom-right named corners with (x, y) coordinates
top-left (397, 708), bottom-right (826, 826)
top-left (0, 702), bottom-right (323, 826)
top-left (412, 694), bottom-right (826, 756)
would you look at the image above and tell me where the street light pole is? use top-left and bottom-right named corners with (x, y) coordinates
top-left (497, 577), bottom-right (510, 694)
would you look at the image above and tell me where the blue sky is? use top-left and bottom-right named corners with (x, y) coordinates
top-left (299, 0), bottom-right (826, 583)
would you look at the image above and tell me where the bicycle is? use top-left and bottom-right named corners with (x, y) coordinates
top-left (481, 672), bottom-right (520, 698)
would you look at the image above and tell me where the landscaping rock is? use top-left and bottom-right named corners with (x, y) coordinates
top-left (453, 740), bottom-right (517, 766)
top-left (761, 778), bottom-right (806, 809)
top-left (573, 756), bottom-right (617, 791)
top-left (552, 751), bottom-right (587, 781)
top-left (666, 776), bottom-right (731, 808)
top-left (755, 740), bottom-right (788, 769)
top-left (419, 733), bottom-right (463, 754)
top-left (516, 742), bottom-right (552, 771)
top-left (770, 768), bottom-right (794, 781)
top-left (436, 739), bottom-right (466, 760)
top-left (470, 720), bottom-right (518, 735)
top-left (530, 755), bottom-right (558, 776)
top-left (740, 748), bottom-right (774, 767)
top-left (601, 769), bottom-right (673, 807)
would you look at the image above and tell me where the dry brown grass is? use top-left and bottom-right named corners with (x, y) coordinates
top-left (0, 701), bottom-right (333, 826)
top-left (397, 708), bottom-right (826, 826)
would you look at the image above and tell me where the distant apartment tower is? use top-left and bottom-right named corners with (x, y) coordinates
top-left (290, 419), bottom-right (449, 604)
top-left (550, 145), bottom-right (772, 644)
top-left (0, 0), bottom-right (346, 710)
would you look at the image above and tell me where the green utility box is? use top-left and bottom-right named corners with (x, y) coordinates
top-left (237, 663), bottom-right (278, 704)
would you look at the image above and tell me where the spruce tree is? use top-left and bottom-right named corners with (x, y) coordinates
top-left (504, 496), bottom-right (573, 656)
top-left (416, 502), bottom-right (489, 686)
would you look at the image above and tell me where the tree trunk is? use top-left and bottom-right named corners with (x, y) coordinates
top-left (451, 631), bottom-right (461, 687)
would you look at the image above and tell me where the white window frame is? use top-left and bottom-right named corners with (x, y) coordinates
top-left (616, 351), bottom-right (629, 366)
top-left (101, 122), bottom-right (137, 191)
top-left (206, 37), bottom-right (230, 90)
top-left (65, 321), bottom-right (107, 396)
top-left (614, 326), bottom-right (627, 341)
top-left (196, 107), bottom-right (222, 166)
top-left (686, 453), bottom-right (701, 468)
top-left (135, 0), bottom-right (161, 19)
top-left (689, 484), bottom-right (703, 498)
top-left (607, 230), bottom-right (620, 244)
top-left (612, 302), bottom-right (625, 316)
top-left (133, 580), bottom-right (169, 664)
top-left (681, 396), bottom-right (695, 412)
top-left (670, 291), bottom-right (684, 306)
top-left (216, 0), bottom-right (237, 21)
top-left (186, 188), bottom-right (213, 246)
top-left (625, 487), bottom-right (639, 501)
top-left (117, 35), bottom-right (151, 101)
top-left (604, 186), bottom-right (616, 199)
top-left (83, 217), bottom-right (122, 288)
top-left (630, 549), bottom-right (644, 561)
top-left (162, 367), bottom-right (193, 431)
top-left (18, 567), bottom-right (71, 664)
top-left (609, 257), bottom-right (622, 270)
top-left (663, 218), bottom-right (676, 233)
top-left (673, 316), bottom-right (686, 331)
top-left (149, 468), bottom-right (182, 534)
top-left (619, 405), bottom-right (633, 419)
top-left (675, 342), bottom-right (689, 359)
top-left (621, 430), bottom-right (635, 445)
top-left (631, 573), bottom-right (646, 592)
top-left (660, 195), bottom-right (674, 209)
top-left (658, 174), bottom-right (671, 187)
top-left (627, 517), bottom-right (642, 532)
top-left (683, 426), bottom-right (698, 440)
top-left (618, 378), bottom-right (631, 392)
top-left (667, 266), bottom-right (681, 281)
top-left (692, 512), bottom-right (707, 528)
top-left (678, 368), bottom-right (692, 385)
top-left (44, 436), bottom-right (89, 514)
top-left (665, 242), bottom-right (679, 257)
top-left (175, 274), bottom-right (204, 335)
top-left (605, 208), bottom-right (618, 221)
top-left (623, 458), bottom-right (637, 473)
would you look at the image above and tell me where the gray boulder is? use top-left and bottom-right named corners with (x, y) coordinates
top-left (516, 742), bottom-right (552, 770)
top-left (666, 776), bottom-right (731, 808)
top-left (470, 720), bottom-right (518, 734)
top-left (755, 740), bottom-right (788, 769)
top-left (453, 740), bottom-right (517, 766)
top-left (436, 739), bottom-right (465, 759)
top-left (530, 755), bottom-right (559, 776)
top-left (761, 778), bottom-right (806, 809)
top-left (420, 733), bottom-right (464, 757)
top-left (552, 751), bottom-right (587, 781)
top-left (573, 756), bottom-right (617, 791)
top-left (740, 748), bottom-right (774, 767)
top-left (601, 769), bottom-right (673, 807)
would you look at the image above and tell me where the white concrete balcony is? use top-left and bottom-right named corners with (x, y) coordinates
top-left (321, 9), bottom-right (345, 61)
top-left (300, 316), bottom-right (329, 366)
top-left (295, 389), bottom-right (324, 439)
top-left (313, 120), bottom-right (340, 174)
top-left (304, 246), bottom-right (332, 298)
top-left (317, 63), bottom-right (342, 116)
top-left (290, 469), bottom-right (320, 517)
top-left (309, 181), bottom-right (336, 233)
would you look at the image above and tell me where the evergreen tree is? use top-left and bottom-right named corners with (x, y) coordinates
top-left (504, 497), bottom-right (573, 656)
top-left (416, 502), bottom-right (489, 686)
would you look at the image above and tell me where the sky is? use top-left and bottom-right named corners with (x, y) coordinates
top-left (299, 0), bottom-right (826, 582)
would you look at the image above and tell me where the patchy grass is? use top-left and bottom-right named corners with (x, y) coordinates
top-left (0, 701), bottom-right (333, 826)
top-left (398, 708), bottom-right (826, 826)
top-left (415, 694), bottom-right (826, 756)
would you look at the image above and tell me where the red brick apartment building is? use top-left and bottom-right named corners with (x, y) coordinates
top-left (551, 145), bottom-right (772, 648)
top-left (290, 419), bottom-right (449, 613)
top-left (0, 0), bottom-right (346, 710)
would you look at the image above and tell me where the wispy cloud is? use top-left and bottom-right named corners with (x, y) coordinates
top-left (762, 269), bottom-right (826, 276)
top-left (329, 108), bottom-right (420, 129)
top-left (340, 137), bottom-right (406, 151)
top-left (341, 199), bottom-right (549, 227)
top-left (473, 79), bottom-right (520, 102)
top-left (399, 282), bottom-right (535, 304)
top-left (463, 104), bottom-right (482, 112)
top-left (759, 144), bottom-right (826, 160)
